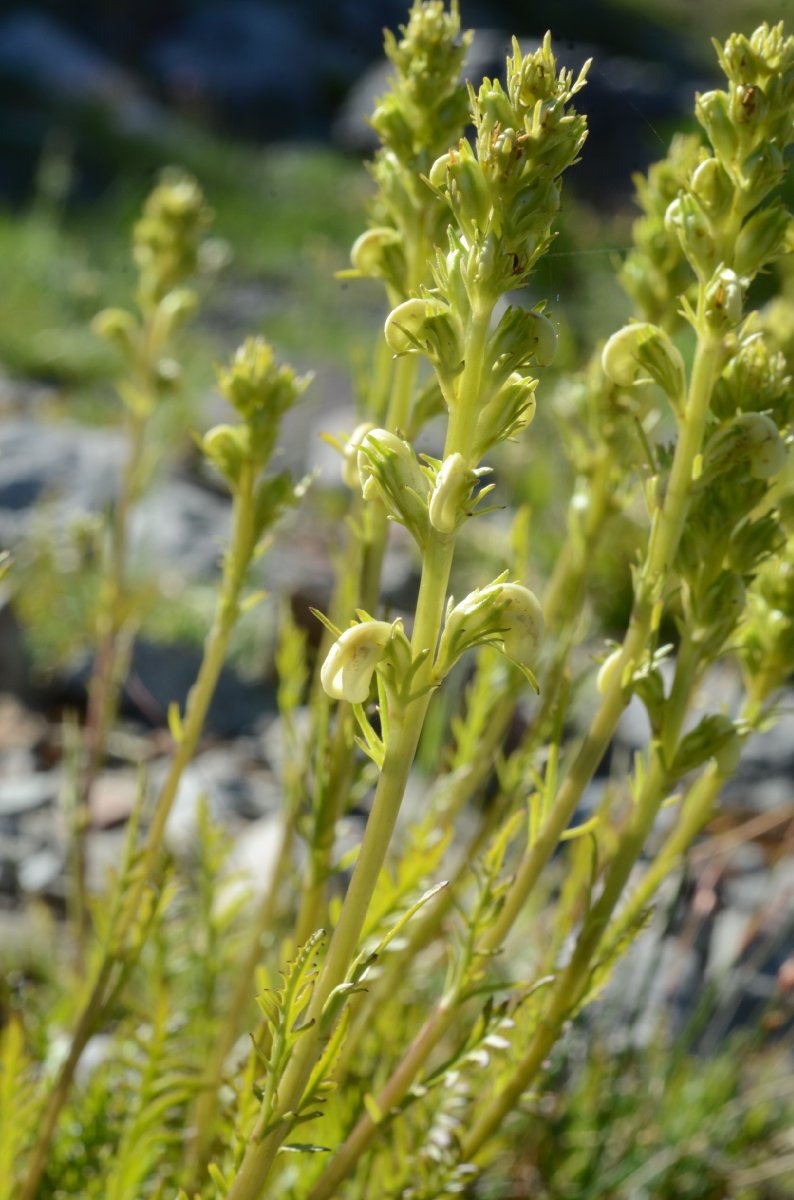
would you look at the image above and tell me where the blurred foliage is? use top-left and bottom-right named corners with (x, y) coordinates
top-left (501, 1028), bottom-right (794, 1199)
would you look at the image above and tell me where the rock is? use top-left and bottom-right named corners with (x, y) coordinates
top-left (0, 419), bottom-right (125, 547)
top-left (127, 476), bottom-right (231, 582)
top-left (17, 844), bottom-right (64, 896)
top-left (0, 770), bottom-right (60, 818)
top-left (0, 695), bottom-right (46, 752)
top-left (85, 825), bottom-right (128, 893)
top-left (89, 769), bottom-right (140, 829)
top-left (0, 370), bottom-right (57, 415)
top-left (147, 2), bottom-right (318, 137)
top-left (160, 744), bottom-right (281, 856)
top-left (61, 636), bottom-right (278, 737)
top-left (0, 11), bottom-right (130, 105)
top-left (0, 10), bottom-right (168, 197)
top-left (221, 811), bottom-right (288, 903)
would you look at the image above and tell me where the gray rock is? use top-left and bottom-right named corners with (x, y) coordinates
top-left (0, 419), bottom-right (125, 546)
top-left (85, 826), bottom-right (128, 893)
top-left (61, 635), bottom-right (277, 736)
top-left (221, 811), bottom-right (289, 903)
top-left (707, 908), bottom-right (751, 977)
top-left (160, 745), bottom-right (281, 856)
top-left (147, 2), bottom-right (318, 134)
top-left (18, 844), bottom-right (64, 895)
top-left (0, 11), bottom-right (129, 103)
top-left (0, 770), bottom-right (60, 817)
top-left (127, 477), bottom-right (231, 581)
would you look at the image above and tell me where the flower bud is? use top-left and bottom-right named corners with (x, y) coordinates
top-left (476, 371), bottom-right (538, 455)
top-left (601, 322), bottom-right (686, 405)
top-left (384, 298), bottom-right (435, 355)
top-left (443, 141), bottom-right (492, 235)
top-left (703, 268), bottom-right (744, 329)
top-left (159, 287), bottom-right (198, 328)
top-left (729, 81), bottom-right (767, 130)
top-left (201, 423), bottom-right (247, 487)
top-left (691, 157), bottom-right (733, 222)
top-left (321, 620), bottom-right (396, 704)
top-left (357, 428), bottom-right (429, 543)
top-left (437, 579), bottom-right (544, 676)
top-left (428, 453), bottom-right (479, 535)
top-left (596, 647), bottom-right (627, 696)
top-left (91, 307), bottom-right (139, 357)
top-left (350, 226), bottom-right (403, 279)
top-left (384, 297), bottom-right (463, 376)
top-left (341, 422), bottom-right (376, 490)
top-left (701, 412), bottom-right (786, 482)
top-left (747, 416), bottom-right (788, 479)
top-left (155, 356), bottom-right (181, 393)
top-left (740, 143), bottom-right (785, 207)
top-left (488, 307), bottom-right (557, 381)
top-left (217, 338), bottom-right (310, 468)
top-left (664, 194), bottom-right (718, 278)
top-left (428, 150), bottom-right (454, 189)
top-left (695, 90), bottom-right (739, 162)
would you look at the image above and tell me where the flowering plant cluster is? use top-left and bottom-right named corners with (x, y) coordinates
top-left (2, 7), bottom-right (793, 1200)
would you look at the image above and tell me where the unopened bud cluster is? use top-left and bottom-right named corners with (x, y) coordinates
top-left (426, 34), bottom-right (588, 305)
top-left (133, 170), bottom-right (211, 308)
top-left (352, 1), bottom-right (472, 302)
top-left (202, 339), bottom-right (307, 539)
top-left (92, 172), bottom-right (210, 415)
top-left (623, 24), bottom-right (794, 336)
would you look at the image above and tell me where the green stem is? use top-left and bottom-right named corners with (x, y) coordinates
top-left (298, 434), bottom-right (621, 1196)
top-left (480, 323), bottom-right (723, 954)
top-left (295, 351), bottom-right (421, 944)
top-left (459, 747), bottom-right (696, 1163)
top-left (224, 304), bottom-right (494, 1200)
top-left (227, 536), bottom-right (456, 1200)
top-left (307, 1002), bottom-right (459, 1200)
top-left (599, 762), bottom-right (724, 964)
top-left (19, 462), bottom-right (261, 1200)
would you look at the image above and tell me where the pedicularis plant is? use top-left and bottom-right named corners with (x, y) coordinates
top-left (2, 5), bottom-right (793, 1199)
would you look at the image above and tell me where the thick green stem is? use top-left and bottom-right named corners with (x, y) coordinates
top-left (295, 351), bottom-right (421, 944)
top-left (225, 304), bottom-right (493, 1200)
top-left (226, 530), bottom-right (454, 1192)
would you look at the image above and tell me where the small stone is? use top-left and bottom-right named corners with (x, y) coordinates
top-left (707, 909), bottom-right (751, 977)
top-left (222, 812), bottom-right (287, 904)
top-left (18, 845), bottom-right (64, 894)
top-left (89, 770), bottom-right (140, 829)
top-left (0, 771), bottom-right (60, 816)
